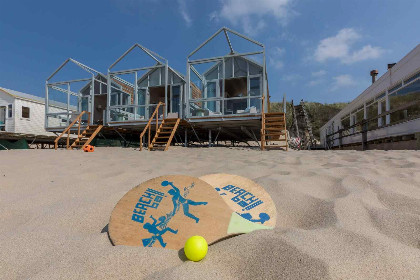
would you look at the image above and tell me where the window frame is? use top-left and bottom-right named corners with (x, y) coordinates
top-left (7, 104), bottom-right (12, 118)
top-left (21, 106), bottom-right (30, 119)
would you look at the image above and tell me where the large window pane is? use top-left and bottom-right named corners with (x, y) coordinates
top-left (389, 79), bottom-right (420, 125)
top-left (171, 86), bottom-right (180, 113)
top-left (250, 77), bottom-right (261, 111)
top-left (367, 102), bottom-right (378, 130)
top-left (341, 115), bottom-right (350, 129)
top-left (206, 82), bottom-right (216, 112)
top-left (138, 88), bottom-right (146, 117)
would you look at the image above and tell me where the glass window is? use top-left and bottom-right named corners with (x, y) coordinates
top-left (341, 115), bottom-right (350, 129)
top-left (404, 71), bottom-right (420, 85)
top-left (206, 65), bottom-right (219, 80)
top-left (234, 58), bottom-right (247, 77)
top-left (224, 57), bottom-right (233, 78)
top-left (389, 82), bottom-right (402, 93)
top-left (249, 77), bottom-right (261, 111)
top-left (249, 62), bottom-right (262, 75)
top-left (149, 69), bottom-right (160, 87)
top-left (379, 100), bottom-right (386, 127)
top-left (171, 86), bottom-right (180, 113)
top-left (110, 93), bottom-right (118, 106)
top-left (389, 78), bottom-right (420, 125)
top-left (8, 104), bottom-right (12, 118)
top-left (375, 92), bottom-right (386, 100)
top-left (138, 89), bottom-right (146, 117)
top-left (81, 97), bottom-right (89, 111)
top-left (206, 82), bottom-right (216, 112)
top-left (366, 102), bottom-right (378, 130)
top-left (356, 109), bottom-right (364, 132)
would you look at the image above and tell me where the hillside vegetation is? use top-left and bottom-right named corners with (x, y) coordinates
top-left (270, 101), bottom-right (349, 140)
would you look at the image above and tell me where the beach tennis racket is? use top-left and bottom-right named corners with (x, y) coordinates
top-left (200, 173), bottom-right (277, 227)
top-left (109, 175), bottom-right (272, 250)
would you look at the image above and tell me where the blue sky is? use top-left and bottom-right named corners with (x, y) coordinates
top-left (1, 0), bottom-right (419, 103)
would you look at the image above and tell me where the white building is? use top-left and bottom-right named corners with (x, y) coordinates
top-left (0, 87), bottom-right (70, 135)
top-left (320, 44), bottom-right (420, 149)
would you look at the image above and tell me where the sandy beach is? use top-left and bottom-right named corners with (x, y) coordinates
top-left (0, 147), bottom-right (419, 279)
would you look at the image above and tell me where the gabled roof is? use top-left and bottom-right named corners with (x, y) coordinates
top-left (0, 86), bottom-right (70, 109)
top-left (0, 86), bottom-right (45, 103)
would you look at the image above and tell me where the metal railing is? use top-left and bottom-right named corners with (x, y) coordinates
top-left (54, 111), bottom-right (91, 150)
top-left (107, 103), bottom-right (166, 123)
top-left (325, 99), bottom-right (420, 150)
top-left (139, 102), bottom-right (165, 151)
top-left (188, 96), bottom-right (263, 117)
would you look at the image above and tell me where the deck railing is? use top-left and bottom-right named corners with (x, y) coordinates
top-left (188, 96), bottom-right (262, 118)
top-left (54, 111), bottom-right (91, 150)
top-left (325, 99), bottom-right (420, 150)
top-left (139, 102), bottom-right (165, 151)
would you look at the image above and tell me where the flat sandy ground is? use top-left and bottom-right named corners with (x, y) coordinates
top-left (0, 147), bottom-right (419, 279)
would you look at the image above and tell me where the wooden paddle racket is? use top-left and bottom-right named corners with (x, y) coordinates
top-left (199, 173), bottom-right (277, 228)
top-left (109, 175), bottom-right (272, 250)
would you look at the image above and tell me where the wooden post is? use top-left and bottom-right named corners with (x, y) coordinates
top-left (148, 125), bottom-right (151, 149)
top-left (338, 129), bottom-right (343, 149)
top-left (184, 129), bottom-right (188, 147)
top-left (362, 119), bottom-right (368, 151)
top-left (139, 133), bottom-right (143, 151)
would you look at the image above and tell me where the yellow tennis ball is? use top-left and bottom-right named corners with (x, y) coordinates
top-left (184, 236), bottom-right (208, 262)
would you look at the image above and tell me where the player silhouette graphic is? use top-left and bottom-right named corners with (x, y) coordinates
top-left (141, 180), bottom-right (208, 247)
top-left (142, 215), bottom-right (178, 247)
top-left (238, 212), bottom-right (270, 224)
top-left (162, 180), bottom-right (208, 223)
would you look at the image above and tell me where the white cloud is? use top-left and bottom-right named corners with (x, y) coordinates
top-left (330, 74), bottom-right (357, 91)
top-left (214, 0), bottom-right (295, 34)
top-left (270, 47), bottom-right (285, 69)
top-left (315, 28), bottom-right (384, 64)
top-left (282, 73), bottom-right (301, 85)
top-left (308, 80), bottom-right (322, 87)
top-left (343, 45), bottom-right (383, 63)
top-left (311, 70), bottom-right (326, 77)
top-left (307, 70), bottom-right (326, 86)
top-left (270, 58), bottom-right (284, 69)
top-left (177, 0), bottom-right (192, 26)
top-left (274, 47), bottom-right (286, 56)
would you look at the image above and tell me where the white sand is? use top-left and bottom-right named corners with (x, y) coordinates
top-left (0, 147), bottom-right (419, 279)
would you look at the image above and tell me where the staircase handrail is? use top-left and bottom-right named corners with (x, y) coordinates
top-left (139, 102), bottom-right (165, 151)
top-left (54, 111), bottom-right (91, 150)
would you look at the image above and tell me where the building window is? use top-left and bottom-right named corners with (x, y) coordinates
top-left (8, 104), bottom-right (12, 118)
top-left (22, 106), bottom-right (30, 118)
top-left (389, 78), bottom-right (420, 125)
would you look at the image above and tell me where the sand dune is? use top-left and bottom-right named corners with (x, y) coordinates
top-left (0, 148), bottom-right (419, 279)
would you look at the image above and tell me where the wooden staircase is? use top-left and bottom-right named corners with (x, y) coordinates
top-left (293, 101), bottom-right (315, 149)
top-left (261, 112), bottom-right (288, 151)
top-left (149, 118), bottom-right (180, 151)
top-left (69, 125), bottom-right (103, 150)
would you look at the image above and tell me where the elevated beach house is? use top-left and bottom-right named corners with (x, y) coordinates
top-left (44, 28), bottom-right (288, 151)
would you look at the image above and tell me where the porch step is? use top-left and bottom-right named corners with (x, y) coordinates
top-left (69, 125), bottom-right (103, 150)
top-left (149, 119), bottom-right (180, 151)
